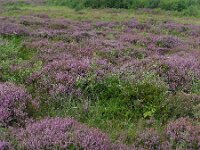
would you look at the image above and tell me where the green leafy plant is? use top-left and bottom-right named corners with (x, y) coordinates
top-left (48, 0), bottom-right (200, 16)
top-left (77, 72), bottom-right (168, 119)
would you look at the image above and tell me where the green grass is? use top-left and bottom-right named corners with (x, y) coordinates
top-left (0, 36), bottom-right (41, 84)
top-left (1, 5), bottom-right (200, 24)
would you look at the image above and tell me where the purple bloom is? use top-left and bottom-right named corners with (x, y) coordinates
top-left (166, 118), bottom-right (200, 149)
top-left (156, 36), bottom-right (182, 48)
top-left (0, 83), bottom-right (33, 127)
top-left (160, 54), bottom-right (200, 91)
top-left (29, 58), bottom-right (90, 95)
top-left (0, 18), bottom-right (29, 36)
top-left (13, 117), bottom-right (114, 150)
top-left (135, 128), bottom-right (161, 149)
top-left (95, 21), bottom-right (117, 28)
top-left (126, 18), bottom-right (139, 28)
top-left (0, 142), bottom-right (12, 150)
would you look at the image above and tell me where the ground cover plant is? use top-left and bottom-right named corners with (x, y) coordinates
top-left (0, 0), bottom-right (200, 149)
top-left (48, 0), bottom-right (200, 16)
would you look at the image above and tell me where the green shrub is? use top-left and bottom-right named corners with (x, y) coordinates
top-left (48, 0), bottom-right (200, 15)
top-left (182, 5), bottom-right (200, 16)
top-left (159, 0), bottom-right (199, 11)
top-left (77, 72), bottom-right (168, 119)
top-left (130, 0), bottom-right (148, 8)
top-left (148, 0), bottom-right (161, 8)
top-left (161, 93), bottom-right (200, 120)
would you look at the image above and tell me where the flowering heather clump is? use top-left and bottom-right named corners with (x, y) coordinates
top-left (117, 58), bottom-right (156, 75)
top-left (24, 39), bottom-right (94, 60)
top-left (162, 22), bottom-right (200, 37)
top-left (166, 118), bottom-right (200, 149)
top-left (29, 58), bottom-right (90, 95)
top-left (18, 16), bottom-right (95, 39)
top-left (188, 25), bottom-right (200, 37)
top-left (126, 18), bottom-right (139, 28)
top-left (75, 125), bottom-right (113, 150)
top-left (13, 117), bottom-right (114, 150)
top-left (75, 21), bottom-right (93, 31)
top-left (101, 39), bottom-right (125, 51)
top-left (0, 142), bottom-right (12, 150)
top-left (134, 128), bottom-right (162, 149)
top-left (119, 33), bottom-right (139, 44)
top-left (0, 0), bottom-right (22, 5)
top-left (156, 36), bottom-right (182, 49)
top-left (13, 118), bottom-right (76, 150)
top-left (72, 31), bottom-right (97, 42)
top-left (0, 21), bottom-right (29, 36)
top-left (163, 92), bottom-right (200, 118)
top-left (160, 54), bottom-right (200, 90)
top-left (33, 28), bottom-right (70, 38)
top-left (95, 21), bottom-right (117, 28)
top-left (24, 39), bottom-right (69, 54)
top-left (112, 143), bottom-right (131, 150)
top-left (132, 118), bottom-right (200, 150)
top-left (0, 83), bottom-right (32, 127)
top-left (162, 22), bottom-right (186, 32)
top-left (49, 19), bottom-right (73, 29)
top-left (19, 16), bottom-right (50, 27)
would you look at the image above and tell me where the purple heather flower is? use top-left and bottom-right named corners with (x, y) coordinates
top-left (135, 128), bottom-right (161, 149)
top-left (166, 118), bottom-right (200, 149)
top-left (0, 83), bottom-right (33, 127)
top-left (126, 18), bottom-right (139, 28)
top-left (0, 22), bottom-right (29, 36)
top-left (160, 54), bottom-right (200, 90)
top-left (13, 117), bottom-right (114, 150)
top-left (0, 142), bottom-right (12, 150)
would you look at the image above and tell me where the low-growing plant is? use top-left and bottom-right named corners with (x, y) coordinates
top-left (192, 104), bottom-right (200, 119)
top-left (0, 141), bottom-right (12, 150)
top-left (159, 54), bottom-right (200, 91)
top-left (182, 5), bottom-right (200, 17)
top-left (161, 92), bottom-right (200, 120)
top-left (77, 72), bottom-right (168, 119)
top-left (166, 117), bottom-right (200, 149)
top-left (0, 36), bottom-right (40, 84)
top-left (12, 117), bottom-right (114, 150)
top-left (0, 82), bottom-right (35, 127)
top-left (191, 80), bottom-right (200, 94)
top-left (134, 128), bottom-right (162, 149)
top-left (133, 117), bottom-right (200, 149)
top-left (48, 0), bottom-right (200, 16)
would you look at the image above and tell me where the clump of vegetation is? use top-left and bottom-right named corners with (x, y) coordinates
top-left (78, 72), bottom-right (168, 119)
top-left (0, 0), bottom-right (200, 149)
top-left (0, 83), bottom-right (34, 127)
top-left (48, 0), bottom-right (200, 16)
top-left (161, 92), bottom-right (200, 120)
top-left (12, 117), bottom-right (114, 150)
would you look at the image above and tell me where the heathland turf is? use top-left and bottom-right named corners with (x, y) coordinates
top-left (1, 4), bottom-right (200, 24)
top-left (0, 1), bottom-right (200, 150)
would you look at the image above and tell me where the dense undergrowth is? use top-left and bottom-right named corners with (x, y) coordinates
top-left (48, 0), bottom-right (200, 16)
top-left (0, 0), bottom-right (200, 150)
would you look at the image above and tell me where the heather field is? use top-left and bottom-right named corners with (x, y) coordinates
top-left (0, 0), bottom-right (200, 150)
